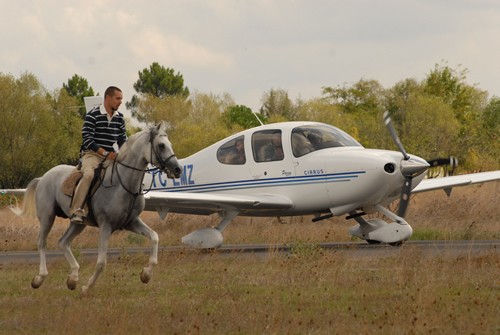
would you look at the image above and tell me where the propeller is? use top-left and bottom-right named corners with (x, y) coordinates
top-left (427, 156), bottom-right (458, 177)
top-left (383, 111), bottom-right (409, 161)
top-left (383, 111), bottom-right (429, 218)
top-left (397, 175), bottom-right (413, 218)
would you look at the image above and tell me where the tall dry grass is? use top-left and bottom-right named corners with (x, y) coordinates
top-left (1, 181), bottom-right (498, 252)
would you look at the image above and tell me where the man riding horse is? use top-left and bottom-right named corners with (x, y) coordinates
top-left (70, 86), bottom-right (127, 224)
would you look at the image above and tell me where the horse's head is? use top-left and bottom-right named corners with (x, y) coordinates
top-left (149, 123), bottom-right (182, 179)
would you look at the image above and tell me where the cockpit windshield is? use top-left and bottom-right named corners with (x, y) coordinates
top-left (291, 125), bottom-right (362, 157)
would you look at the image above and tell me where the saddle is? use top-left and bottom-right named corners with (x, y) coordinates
top-left (61, 165), bottom-right (107, 225)
top-left (62, 164), bottom-right (108, 197)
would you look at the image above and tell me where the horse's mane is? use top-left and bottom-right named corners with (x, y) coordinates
top-left (118, 128), bottom-right (150, 160)
top-left (118, 124), bottom-right (164, 160)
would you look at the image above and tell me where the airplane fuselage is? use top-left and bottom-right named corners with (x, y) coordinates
top-left (143, 122), bottom-right (427, 217)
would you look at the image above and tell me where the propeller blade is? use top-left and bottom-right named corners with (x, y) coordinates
top-left (397, 176), bottom-right (412, 217)
top-left (427, 156), bottom-right (458, 177)
top-left (383, 111), bottom-right (428, 219)
top-left (383, 111), bottom-right (410, 160)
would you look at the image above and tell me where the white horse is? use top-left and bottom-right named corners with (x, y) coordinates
top-left (14, 123), bottom-right (181, 294)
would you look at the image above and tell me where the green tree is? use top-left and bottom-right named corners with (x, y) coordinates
top-left (322, 79), bottom-right (385, 115)
top-left (385, 79), bottom-right (422, 118)
top-left (170, 93), bottom-right (233, 157)
top-left (482, 96), bottom-right (500, 133)
top-left (322, 79), bottom-right (387, 148)
top-left (62, 74), bottom-right (95, 118)
top-left (0, 73), bottom-right (82, 188)
top-left (423, 64), bottom-right (483, 113)
top-left (48, 89), bottom-right (85, 165)
top-left (222, 105), bottom-right (266, 129)
top-left (129, 92), bottom-right (233, 157)
top-left (294, 98), bottom-right (362, 141)
top-left (259, 88), bottom-right (296, 120)
top-left (384, 79), bottom-right (426, 147)
top-left (476, 96), bottom-right (500, 169)
top-left (384, 77), bottom-right (465, 161)
top-left (127, 62), bottom-right (190, 119)
top-left (400, 95), bottom-right (460, 159)
top-left (423, 63), bottom-right (489, 169)
top-left (133, 94), bottom-right (192, 126)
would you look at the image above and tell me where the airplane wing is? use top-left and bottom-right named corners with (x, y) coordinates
top-left (143, 191), bottom-right (294, 216)
top-left (412, 170), bottom-right (500, 193)
top-left (1, 187), bottom-right (293, 216)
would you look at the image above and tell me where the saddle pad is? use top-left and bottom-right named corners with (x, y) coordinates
top-left (62, 170), bottom-right (83, 197)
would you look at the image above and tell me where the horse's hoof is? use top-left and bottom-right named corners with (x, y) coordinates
top-left (67, 276), bottom-right (78, 290)
top-left (31, 275), bottom-right (45, 289)
top-left (140, 268), bottom-right (151, 284)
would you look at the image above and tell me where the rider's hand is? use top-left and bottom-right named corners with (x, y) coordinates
top-left (106, 152), bottom-right (117, 161)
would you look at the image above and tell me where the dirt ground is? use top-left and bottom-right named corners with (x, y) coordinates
top-left (1, 181), bottom-right (498, 251)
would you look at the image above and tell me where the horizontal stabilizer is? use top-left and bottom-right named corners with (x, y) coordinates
top-left (0, 189), bottom-right (27, 196)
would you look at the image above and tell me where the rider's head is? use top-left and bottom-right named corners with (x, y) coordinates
top-left (104, 86), bottom-right (123, 113)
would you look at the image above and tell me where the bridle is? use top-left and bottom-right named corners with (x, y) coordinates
top-left (149, 132), bottom-right (177, 174)
top-left (101, 130), bottom-right (177, 196)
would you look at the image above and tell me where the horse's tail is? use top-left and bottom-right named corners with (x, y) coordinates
top-left (11, 178), bottom-right (40, 219)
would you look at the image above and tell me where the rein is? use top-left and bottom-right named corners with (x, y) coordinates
top-left (100, 130), bottom-right (176, 197)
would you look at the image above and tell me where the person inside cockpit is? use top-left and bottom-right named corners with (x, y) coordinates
top-left (225, 138), bottom-right (246, 164)
top-left (262, 133), bottom-right (284, 161)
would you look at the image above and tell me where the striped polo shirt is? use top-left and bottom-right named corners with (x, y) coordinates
top-left (81, 106), bottom-right (127, 153)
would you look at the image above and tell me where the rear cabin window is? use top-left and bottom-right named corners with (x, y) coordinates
top-left (291, 125), bottom-right (362, 157)
top-left (252, 130), bottom-right (284, 162)
top-left (216, 136), bottom-right (246, 165)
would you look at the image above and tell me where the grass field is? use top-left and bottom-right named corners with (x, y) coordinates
top-left (0, 182), bottom-right (499, 334)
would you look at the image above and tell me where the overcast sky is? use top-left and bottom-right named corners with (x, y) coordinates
top-left (2, 0), bottom-right (499, 114)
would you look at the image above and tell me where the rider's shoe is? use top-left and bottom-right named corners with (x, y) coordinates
top-left (70, 208), bottom-right (85, 224)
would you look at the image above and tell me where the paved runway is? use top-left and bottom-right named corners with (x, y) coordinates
top-left (1, 240), bottom-right (498, 264)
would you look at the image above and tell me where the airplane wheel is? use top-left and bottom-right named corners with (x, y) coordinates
top-left (366, 239), bottom-right (381, 245)
top-left (388, 241), bottom-right (403, 247)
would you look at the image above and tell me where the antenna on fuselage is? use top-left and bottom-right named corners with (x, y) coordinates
top-left (252, 108), bottom-right (264, 126)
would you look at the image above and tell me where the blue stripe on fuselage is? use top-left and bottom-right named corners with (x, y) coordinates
top-left (150, 171), bottom-right (365, 193)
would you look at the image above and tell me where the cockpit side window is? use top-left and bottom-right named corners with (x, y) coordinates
top-left (252, 130), bottom-right (284, 162)
top-left (292, 125), bottom-right (362, 157)
top-left (217, 136), bottom-right (246, 165)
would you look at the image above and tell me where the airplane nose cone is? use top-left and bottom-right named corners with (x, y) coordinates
top-left (400, 157), bottom-right (430, 177)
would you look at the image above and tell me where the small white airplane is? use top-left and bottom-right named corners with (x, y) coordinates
top-left (138, 114), bottom-right (500, 248)
top-left (2, 110), bottom-right (499, 249)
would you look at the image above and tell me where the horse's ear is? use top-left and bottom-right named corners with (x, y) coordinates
top-left (149, 124), bottom-right (159, 142)
top-left (156, 122), bottom-right (168, 133)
